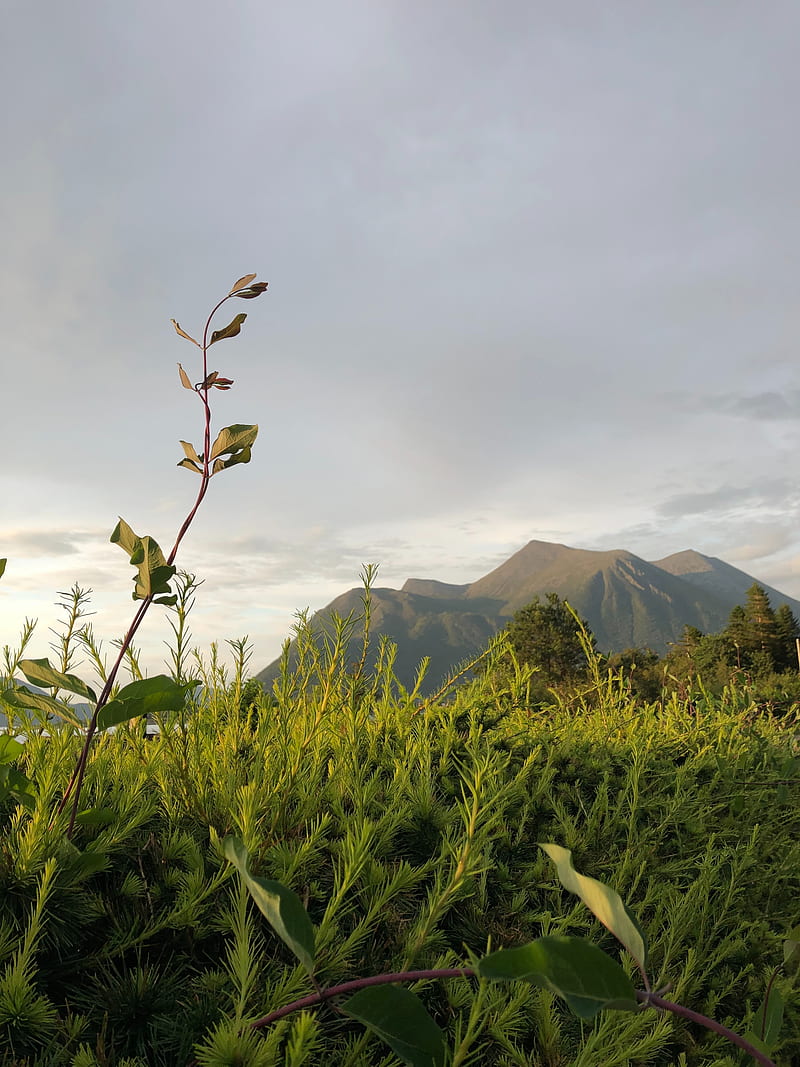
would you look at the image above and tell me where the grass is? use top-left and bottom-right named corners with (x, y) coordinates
top-left (0, 612), bottom-right (798, 1066)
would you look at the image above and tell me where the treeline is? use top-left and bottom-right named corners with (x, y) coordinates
top-left (489, 585), bottom-right (800, 710)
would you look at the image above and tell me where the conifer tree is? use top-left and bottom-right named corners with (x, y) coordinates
top-left (725, 604), bottom-right (750, 668)
top-left (774, 603), bottom-right (800, 672)
top-left (743, 583), bottom-right (779, 665)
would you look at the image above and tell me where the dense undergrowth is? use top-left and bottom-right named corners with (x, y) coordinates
top-left (1, 615), bottom-right (798, 1066)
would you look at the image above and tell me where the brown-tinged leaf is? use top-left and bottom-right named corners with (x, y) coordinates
top-left (179, 440), bottom-right (202, 464)
top-left (177, 363), bottom-right (195, 390)
top-left (235, 282), bottom-right (269, 299)
top-left (210, 313), bottom-right (247, 346)
top-left (171, 319), bottom-right (200, 346)
top-left (200, 370), bottom-right (219, 389)
top-left (229, 273), bottom-right (257, 295)
top-left (177, 458), bottom-right (202, 474)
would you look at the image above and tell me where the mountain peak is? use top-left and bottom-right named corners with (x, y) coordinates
top-left (256, 539), bottom-right (800, 693)
top-left (652, 549), bottom-right (716, 575)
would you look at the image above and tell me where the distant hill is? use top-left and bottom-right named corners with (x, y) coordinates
top-left (256, 540), bottom-right (800, 693)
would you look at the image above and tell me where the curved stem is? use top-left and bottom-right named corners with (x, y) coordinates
top-left (249, 968), bottom-right (475, 1030)
top-left (238, 970), bottom-right (776, 1067)
top-left (637, 991), bottom-right (776, 1067)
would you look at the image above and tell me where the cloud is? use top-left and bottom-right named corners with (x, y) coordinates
top-left (663, 390), bottom-right (800, 421)
top-left (656, 479), bottom-right (797, 519)
top-left (0, 529), bottom-right (100, 558)
top-left (726, 526), bottom-right (798, 562)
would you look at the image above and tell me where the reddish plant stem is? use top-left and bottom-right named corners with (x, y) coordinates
top-left (238, 970), bottom-right (775, 1067)
top-left (59, 293), bottom-right (234, 838)
top-left (760, 967), bottom-right (781, 1043)
top-left (249, 969), bottom-right (475, 1030)
top-left (639, 991), bottom-right (776, 1067)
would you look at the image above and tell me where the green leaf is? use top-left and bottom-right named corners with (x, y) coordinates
top-left (0, 764), bottom-right (35, 809)
top-left (110, 517), bottom-right (138, 555)
top-left (210, 312), bottom-right (247, 346)
top-left (58, 839), bottom-right (108, 880)
top-left (234, 282), bottom-right (269, 299)
top-left (111, 521), bottom-right (176, 601)
top-left (341, 985), bottom-right (447, 1067)
top-left (539, 844), bottom-right (648, 973)
top-left (116, 675), bottom-right (192, 707)
top-left (224, 836), bottom-right (315, 974)
top-left (784, 926), bottom-right (800, 972)
top-left (75, 807), bottom-right (116, 827)
top-left (96, 676), bottom-right (192, 730)
top-left (212, 446), bottom-right (252, 475)
top-left (478, 936), bottom-right (639, 1020)
top-left (0, 558), bottom-right (6, 579)
top-left (229, 273), bottom-right (257, 294)
top-left (209, 424), bottom-right (259, 461)
top-left (0, 735), bottom-right (25, 764)
top-left (94, 699), bottom-right (139, 730)
top-left (759, 985), bottom-right (785, 1047)
top-left (2, 687), bottom-right (84, 726)
top-left (70, 850), bottom-right (108, 879)
top-left (19, 659), bottom-right (96, 701)
top-left (741, 1030), bottom-right (773, 1057)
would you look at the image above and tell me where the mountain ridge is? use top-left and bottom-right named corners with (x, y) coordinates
top-left (256, 539), bottom-right (800, 692)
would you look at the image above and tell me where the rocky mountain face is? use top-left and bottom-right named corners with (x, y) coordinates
top-left (256, 540), bottom-right (800, 693)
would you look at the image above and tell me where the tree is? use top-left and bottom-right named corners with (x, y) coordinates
top-left (725, 605), bottom-right (749, 669)
top-left (605, 647), bottom-right (662, 701)
top-left (665, 625), bottom-right (738, 690)
top-left (774, 603), bottom-right (800, 672)
top-left (722, 584), bottom-right (780, 673)
top-left (743, 583), bottom-right (779, 662)
top-left (504, 593), bottom-right (595, 687)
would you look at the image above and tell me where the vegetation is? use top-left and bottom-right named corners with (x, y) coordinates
top-left (0, 277), bottom-right (798, 1065)
top-left (489, 585), bottom-right (800, 715)
top-left (1, 606), bottom-right (798, 1065)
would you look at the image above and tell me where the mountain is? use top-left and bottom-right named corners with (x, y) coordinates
top-left (651, 548), bottom-right (800, 614)
top-left (256, 540), bottom-right (800, 693)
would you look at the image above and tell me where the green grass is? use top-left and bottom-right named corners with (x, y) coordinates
top-left (0, 631), bottom-right (798, 1066)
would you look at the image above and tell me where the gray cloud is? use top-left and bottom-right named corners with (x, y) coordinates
top-left (657, 479), bottom-right (798, 519)
top-left (665, 390), bottom-right (800, 421)
top-left (1, 530), bottom-right (99, 558)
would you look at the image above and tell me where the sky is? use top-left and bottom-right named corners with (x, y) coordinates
top-left (3, 1), bottom-right (800, 679)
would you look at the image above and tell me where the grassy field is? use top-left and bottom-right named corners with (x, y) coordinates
top-left (1, 628), bottom-right (798, 1066)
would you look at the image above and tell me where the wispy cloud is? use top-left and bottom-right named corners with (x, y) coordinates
top-left (664, 390), bottom-right (800, 421)
top-left (1, 529), bottom-right (100, 558)
top-left (656, 479), bottom-right (797, 519)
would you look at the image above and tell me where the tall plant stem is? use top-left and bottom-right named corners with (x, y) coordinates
top-left (58, 290), bottom-right (238, 838)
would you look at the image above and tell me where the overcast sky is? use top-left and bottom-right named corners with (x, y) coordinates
top-left (3, 1), bottom-right (800, 678)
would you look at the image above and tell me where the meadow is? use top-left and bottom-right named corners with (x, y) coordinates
top-left (0, 606), bottom-right (798, 1066)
